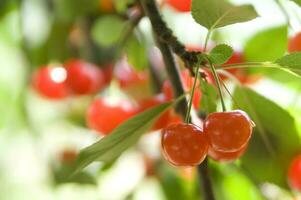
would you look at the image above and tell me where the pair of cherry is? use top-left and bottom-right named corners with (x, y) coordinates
top-left (161, 110), bottom-right (254, 166)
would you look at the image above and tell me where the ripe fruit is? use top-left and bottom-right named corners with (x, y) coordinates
top-left (208, 144), bottom-right (248, 162)
top-left (32, 66), bottom-right (69, 99)
top-left (166, 0), bottom-right (191, 12)
top-left (86, 98), bottom-right (137, 135)
top-left (161, 123), bottom-right (209, 166)
top-left (64, 60), bottom-right (105, 95)
top-left (288, 32), bottom-right (301, 53)
top-left (204, 110), bottom-right (253, 152)
top-left (162, 69), bottom-right (202, 109)
top-left (288, 155), bottom-right (301, 191)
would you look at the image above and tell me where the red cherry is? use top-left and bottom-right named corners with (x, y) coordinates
top-left (288, 32), bottom-right (301, 53)
top-left (60, 150), bottom-right (77, 163)
top-left (32, 66), bottom-right (69, 99)
top-left (204, 110), bottom-right (253, 152)
top-left (139, 94), bottom-right (171, 130)
top-left (166, 0), bottom-right (191, 12)
top-left (64, 60), bottom-right (105, 95)
top-left (86, 98), bottom-right (137, 135)
top-left (288, 155), bottom-right (301, 191)
top-left (161, 123), bottom-right (209, 166)
top-left (208, 144), bottom-right (248, 162)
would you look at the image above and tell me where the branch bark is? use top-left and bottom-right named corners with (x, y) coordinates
top-left (139, 0), bottom-right (215, 200)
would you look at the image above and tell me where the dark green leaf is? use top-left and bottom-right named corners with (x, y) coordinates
top-left (191, 0), bottom-right (258, 30)
top-left (92, 15), bottom-right (126, 47)
top-left (233, 86), bottom-right (300, 187)
top-left (200, 81), bottom-right (218, 114)
top-left (72, 102), bottom-right (172, 174)
top-left (125, 34), bottom-right (148, 71)
top-left (209, 44), bottom-right (233, 65)
top-left (244, 26), bottom-right (288, 62)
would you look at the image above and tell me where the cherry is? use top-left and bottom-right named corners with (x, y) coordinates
top-left (288, 155), bottom-right (301, 191)
top-left (139, 94), bottom-right (171, 130)
top-left (162, 69), bottom-right (202, 109)
top-left (64, 59), bottom-right (105, 95)
top-left (161, 123), bottom-right (209, 166)
top-left (208, 144), bottom-right (248, 162)
top-left (32, 66), bottom-right (69, 100)
top-left (60, 150), bottom-right (77, 163)
top-left (204, 110), bottom-right (253, 152)
top-left (86, 98), bottom-right (137, 135)
top-left (100, 0), bottom-right (114, 13)
top-left (288, 32), bottom-right (301, 53)
top-left (166, 0), bottom-right (191, 12)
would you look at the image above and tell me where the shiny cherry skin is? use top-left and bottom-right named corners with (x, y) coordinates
top-left (204, 110), bottom-right (253, 152)
top-left (64, 59), bottom-right (105, 95)
top-left (161, 123), bottom-right (209, 166)
top-left (288, 155), bottom-right (301, 191)
top-left (86, 98), bottom-right (137, 135)
top-left (208, 144), bottom-right (248, 162)
top-left (288, 32), bottom-right (301, 53)
top-left (139, 94), bottom-right (171, 130)
top-left (162, 70), bottom-right (202, 109)
top-left (166, 0), bottom-right (191, 12)
top-left (32, 66), bottom-right (69, 100)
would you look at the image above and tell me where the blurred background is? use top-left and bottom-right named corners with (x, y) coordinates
top-left (1, 0), bottom-right (301, 199)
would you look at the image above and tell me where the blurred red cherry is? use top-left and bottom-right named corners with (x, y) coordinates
top-left (64, 59), bottom-right (105, 95)
top-left (162, 69), bottom-right (202, 109)
top-left (288, 32), bottom-right (301, 53)
top-left (32, 66), bottom-right (69, 100)
top-left (166, 0), bottom-right (191, 12)
top-left (288, 155), bottom-right (301, 191)
top-left (86, 98), bottom-right (138, 135)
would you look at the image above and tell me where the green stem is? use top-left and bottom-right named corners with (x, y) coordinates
top-left (185, 65), bottom-right (200, 123)
top-left (208, 59), bottom-right (226, 112)
top-left (203, 29), bottom-right (212, 52)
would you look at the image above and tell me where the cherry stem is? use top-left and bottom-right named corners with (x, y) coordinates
top-left (207, 58), bottom-right (227, 112)
top-left (203, 29), bottom-right (212, 52)
top-left (185, 65), bottom-right (201, 123)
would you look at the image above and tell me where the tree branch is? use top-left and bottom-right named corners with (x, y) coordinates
top-left (139, 0), bottom-right (215, 200)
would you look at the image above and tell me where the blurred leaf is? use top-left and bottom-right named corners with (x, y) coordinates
top-left (191, 0), bottom-right (258, 30)
top-left (72, 102), bottom-right (172, 174)
top-left (92, 15), bottom-right (126, 47)
top-left (125, 34), bottom-right (148, 71)
top-left (275, 52), bottom-right (301, 70)
top-left (209, 44), bottom-right (233, 65)
top-left (244, 26), bottom-right (288, 62)
top-left (200, 81), bottom-right (218, 114)
top-left (54, 0), bottom-right (98, 21)
top-left (114, 0), bottom-right (135, 13)
top-left (233, 86), bottom-right (301, 187)
top-left (290, 0), bottom-right (301, 6)
top-left (54, 164), bottom-right (96, 185)
top-left (210, 163), bottom-right (264, 200)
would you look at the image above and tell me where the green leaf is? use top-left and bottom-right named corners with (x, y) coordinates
top-left (200, 81), bottom-right (218, 114)
top-left (208, 44), bottom-right (233, 65)
top-left (114, 0), bottom-right (135, 13)
top-left (124, 34), bottom-right (148, 71)
top-left (244, 26), bottom-right (288, 62)
top-left (72, 102), bottom-right (173, 174)
top-left (191, 0), bottom-right (258, 30)
top-left (233, 86), bottom-right (301, 187)
top-left (275, 52), bottom-right (301, 70)
top-left (92, 15), bottom-right (126, 47)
